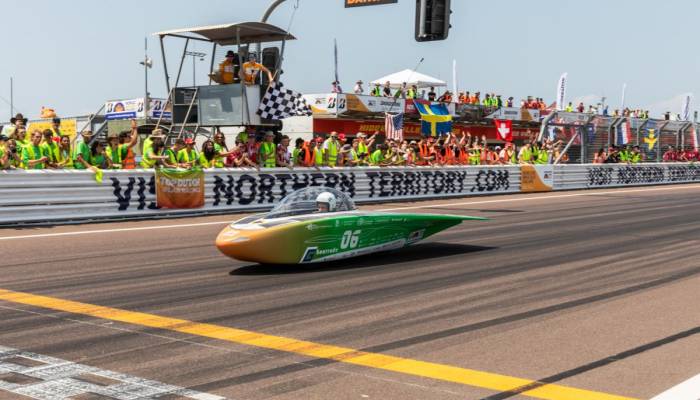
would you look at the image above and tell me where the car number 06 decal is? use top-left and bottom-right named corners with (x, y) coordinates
top-left (340, 230), bottom-right (361, 249)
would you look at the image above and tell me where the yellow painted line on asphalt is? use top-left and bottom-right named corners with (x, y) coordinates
top-left (0, 289), bottom-right (637, 400)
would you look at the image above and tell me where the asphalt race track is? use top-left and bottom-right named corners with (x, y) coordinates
top-left (1, 184), bottom-right (699, 400)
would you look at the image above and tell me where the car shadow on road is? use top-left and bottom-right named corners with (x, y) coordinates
top-left (229, 243), bottom-right (496, 276)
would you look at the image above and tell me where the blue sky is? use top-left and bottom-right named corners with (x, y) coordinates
top-left (1, 0), bottom-right (699, 120)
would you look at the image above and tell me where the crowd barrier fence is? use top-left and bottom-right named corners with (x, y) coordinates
top-left (1, 163), bottom-right (699, 225)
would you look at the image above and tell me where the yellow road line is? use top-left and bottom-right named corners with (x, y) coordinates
top-left (0, 289), bottom-right (636, 400)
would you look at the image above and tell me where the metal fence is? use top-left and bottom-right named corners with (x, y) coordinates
top-left (3, 163), bottom-right (700, 226)
top-left (542, 112), bottom-right (697, 163)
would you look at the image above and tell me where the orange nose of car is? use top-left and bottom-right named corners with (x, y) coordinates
top-left (215, 226), bottom-right (252, 260)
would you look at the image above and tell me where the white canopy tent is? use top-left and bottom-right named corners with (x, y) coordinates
top-left (370, 69), bottom-right (447, 89)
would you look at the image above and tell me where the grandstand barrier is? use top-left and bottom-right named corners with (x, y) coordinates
top-left (1, 163), bottom-right (699, 225)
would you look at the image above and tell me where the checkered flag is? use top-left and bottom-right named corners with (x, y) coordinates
top-left (257, 82), bottom-right (312, 120)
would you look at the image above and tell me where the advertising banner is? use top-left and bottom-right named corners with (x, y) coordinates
top-left (105, 98), bottom-right (171, 120)
top-left (344, 94), bottom-right (404, 114)
top-left (487, 107), bottom-right (540, 121)
top-left (26, 118), bottom-right (78, 140)
top-left (520, 165), bottom-right (553, 192)
top-left (556, 73), bottom-right (567, 110)
top-left (304, 94), bottom-right (335, 116)
top-left (155, 168), bottom-right (205, 209)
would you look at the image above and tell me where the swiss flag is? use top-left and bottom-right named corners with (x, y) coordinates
top-left (494, 119), bottom-right (513, 142)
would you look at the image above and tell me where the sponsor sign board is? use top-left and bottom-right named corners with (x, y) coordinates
top-left (105, 98), bottom-right (172, 120)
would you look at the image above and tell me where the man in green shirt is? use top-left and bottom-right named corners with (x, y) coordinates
top-left (164, 139), bottom-right (185, 168)
top-left (22, 130), bottom-right (49, 169)
top-left (73, 131), bottom-right (94, 169)
top-left (370, 144), bottom-right (388, 166)
top-left (41, 129), bottom-right (60, 167)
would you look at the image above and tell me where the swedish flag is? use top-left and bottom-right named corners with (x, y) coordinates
top-left (414, 100), bottom-right (452, 137)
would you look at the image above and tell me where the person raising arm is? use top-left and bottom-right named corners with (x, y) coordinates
top-left (106, 119), bottom-right (138, 169)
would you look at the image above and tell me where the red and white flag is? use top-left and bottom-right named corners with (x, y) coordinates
top-left (494, 119), bottom-right (513, 142)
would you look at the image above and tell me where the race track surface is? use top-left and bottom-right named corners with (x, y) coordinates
top-left (1, 184), bottom-right (699, 400)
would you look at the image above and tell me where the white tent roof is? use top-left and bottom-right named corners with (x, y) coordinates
top-left (370, 69), bottom-right (446, 89)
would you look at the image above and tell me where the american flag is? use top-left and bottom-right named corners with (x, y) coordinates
top-left (385, 112), bottom-right (404, 141)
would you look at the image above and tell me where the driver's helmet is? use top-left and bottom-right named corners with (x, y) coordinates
top-left (316, 192), bottom-right (337, 213)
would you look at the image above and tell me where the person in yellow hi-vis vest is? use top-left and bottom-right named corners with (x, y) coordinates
top-left (139, 132), bottom-right (169, 168)
top-left (258, 132), bottom-right (277, 168)
top-left (106, 119), bottom-right (139, 169)
top-left (0, 134), bottom-right (10, 169)
top-left (22, 130), bottom-right (49, 169)
top-left (323, 132), bottom-right (341, 167)
top-left (40, 129), bottom-right (59, 167)
top-left (177, 138), bottom-right (199, 168)
top-left (56, 135), bottom-right (73, 168)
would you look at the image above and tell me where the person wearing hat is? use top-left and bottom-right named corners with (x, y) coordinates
top-left (22, 130), bottom-right (49, 170)
top-left (106, 119), bottom-right (138, 169)
top-left (241, 53), bottom-right (272, 86)
top-left (371, 83), bottom-right (382, 97)
top-left (140, 131), bottom-right (169, 168)
top-left (323, 131), bottom-right (341, 167)
top-left (331, 81), bottom-right (343, 94)
top-left (338, 143), bottom-right (353, 167)
top-left (356, 132), bottom-right (376, 159)
top-left (142, 128), bottom-right (161, 161)
top-left (177, 137), bottom-right (199, 168)
top-left (219, 50), bottom-right (240, 85)
top-left (258, 131), bottom-right (277, 168)
top-left (72, 130), bottom-right (95, 169)
top-left (353, 80), bottom-right (364, 95)
top-left (10, 113), bottom-right (27, 129)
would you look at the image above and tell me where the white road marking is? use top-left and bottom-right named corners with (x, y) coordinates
top-left (650, 373), bottom-right (700, 400)
top-left (0, 221), bottom-right (229, 241)
top-left (0, 184), bottom-right (698, 241)
top-left (378, 184), bottom-right (700, 211)
top-left (0, 345), bottom-right (226, 399)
